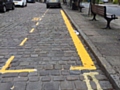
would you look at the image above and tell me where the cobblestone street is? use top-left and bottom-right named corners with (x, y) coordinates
top-left (0, 2), bottom-right (115, 90)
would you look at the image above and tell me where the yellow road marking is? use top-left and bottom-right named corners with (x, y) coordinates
top-left (10, 86), bottom-right (14, 90)
top-left (83, 72), bottom-right (103, 90)
top-left (19, 38), bottom-right (28, 46)
top-left (32, 17), bottom-right (40, 21)
top-left (60, 10), bottom-right (96, 70)
top-left (0, 56), bottom-right (37, 74)
top-left (39, 18), bottom-right (42, 21)
top-left (0, 69), bottom-right (37, 74)
top-left (84, 73), bottom-right (93, 90)
top-left (1, 56), bottom-right (15, 71)
top-left (36, 22), bottom-right (39, 26)
top-left (30, 28), bottom-right (35, 33)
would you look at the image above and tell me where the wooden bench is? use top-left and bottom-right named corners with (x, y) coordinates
top-left (91, 4), bottom-right (118, 29)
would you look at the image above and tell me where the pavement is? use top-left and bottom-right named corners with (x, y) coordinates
top-left (61, 2), bottom-right (120, 90)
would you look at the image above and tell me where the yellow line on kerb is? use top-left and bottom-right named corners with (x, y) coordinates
top-left (19, 38), bottom-right (28, 46)
top-left (60, 10), bottom-right (96, 70)
top-left (0, 69), bottom-right (37, 74)
top-left (30, 28), bottom-right (35, 33)
top-left (1, 56), bottom-right (15, 71)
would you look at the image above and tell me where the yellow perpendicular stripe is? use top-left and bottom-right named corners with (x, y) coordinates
top-left (70, 66), bottom-right (96, 70)
top-left (19, 38), bottom-right (28, 46)
top-left (0, 69), bottom-right (37, 74)
top-left (30, 28), bottom-right (35, 33)
top-left (60, 10), bottom-right (96, 70)
top-left (32, 17), bottom-right (40, 21)
top-left (2, 56), bottom-right (15, 70)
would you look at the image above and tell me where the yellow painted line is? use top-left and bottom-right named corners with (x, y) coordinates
top-left (32, 17), bottom-right (40, 21)
top-left (10, 86), bottom-right (14, 90)
top-left (30, 28), bottom-right (35, 33)
top-left (70, 66), bottom-right (96, 70)
top-left (60, 10), bottom-right (96, 70)
top-left (83, 72), bottom-right (103, 90)
top-left (19, 38), bottom-right (28, 46)
top-left (1, 56), bottom-right (15, 71)
top-left (45, 10), bottom-right (48, 14)
top-left (83, 73), bottom-right (93, 90)
top-left (0, 69), bottom-right (37, 74)
top-left (36, 22), bottom-right (39, 26)
top-left (91, 73), bottom-right (103, 90)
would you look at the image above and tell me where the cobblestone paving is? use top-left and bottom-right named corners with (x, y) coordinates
top-left (0, 2), bottom-right (115, 90)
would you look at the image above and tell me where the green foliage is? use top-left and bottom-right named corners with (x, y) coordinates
top-left (113, 0), bottom-right (118, 4)
top-left (99, 0), bottom-right (104, 4)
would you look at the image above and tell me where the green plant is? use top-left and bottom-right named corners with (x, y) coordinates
top-left (113, 0), bottom-right (118, 4)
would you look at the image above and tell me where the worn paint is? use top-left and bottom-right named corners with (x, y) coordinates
top-left (83, 72), bottom-right (103, 90)
top-left (19, 38), bottom-right (28, 46)
top-left (1, 56), bottom-right (15, 70)
top-left (36, 22), bottom-right (39, 26)
top-left (30, 28), bottom-right (35, 33)
top-left (32, 17), bottom-right (40, 21)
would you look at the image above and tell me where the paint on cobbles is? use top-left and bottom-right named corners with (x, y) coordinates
top-left (30, 28), bottom-right (35, 33)
top-left (32, 17), bottom-right (41, 21)
top-left (36, 22), bottom-right (39, 26)
top-left (19, 38), bottom-right (28, 46)
top-left (60, 10), bottom-right (96, 70)
top-left (83, 72), bottom-right (103, 90)
top-left (1, 56), bottom-right (15, 71)
top-left (0, 56), bottom-right (37, 74)
top-left (0, 69), bottom-right (37, 74)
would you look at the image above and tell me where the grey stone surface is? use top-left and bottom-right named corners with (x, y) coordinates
top-left (41, 76), bottom-right (51, 82)
top-left (14, 82), bottom-right (26, 90)
top-left (29, 77), bottom-right (39, 82)
top-left (0, 2), bottom-right (116, 90)
top-left (43, 82), bottom-right (59, 90)
top-left (66, 75), bottom-right (79, 81)
top-left (19, 73), bottom-right (28, 77)
top-left (50, 70), bottom-right (60, 76)
top-left (70, 70), bottom-right (81, 75)
top-left (1, 78), bottom-right (13, 83)
top-left (61, 81), bottom-right (74, 90)
top-left (0, 83), bottom-right (13, 90)
top-left (26, 82), bottom-right (42, 90)
top-left (99, 81), bottom-right (113, 89)
top-left (75, 81), bottom-right (88, 90)
top-left (39, 71), bottom-right (49, 76)
top-left (53, 76), bottom-right (65, 81)
top-left (1, 73), bottom-right (19, 78)
top-left (14, 77), bottom-right (28, 82)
